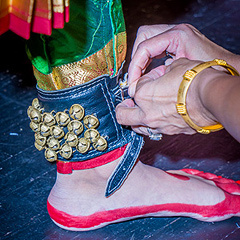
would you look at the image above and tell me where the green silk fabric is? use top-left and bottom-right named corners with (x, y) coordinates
top-left (26, 0), bottom-right (125, 75)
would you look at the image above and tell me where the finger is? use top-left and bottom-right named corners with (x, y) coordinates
top-left (132, 126), bottom-right (161, 136)
top-left (128, 72), bottom-right (153, 97)
top-left (165, 58), bottom-right (174, 66)
top-left (128, 65), bottom-right (167, 97)
top-left (131, 24), bottom-right (175, 58)
top-left (118, 98), bottom-right (135, 107)
top-left (128, 30), bottom-right (179, 86)
top-left (116, 101), bottom-right (144, 126)
top-left (147, 65), bottom-right (167, 78)
top-left (165, 57), bottom-right (189, 73)
top-left (131, 126), bottom-right (147, 135)
top-left (184, 23), bottom-right (202, 35)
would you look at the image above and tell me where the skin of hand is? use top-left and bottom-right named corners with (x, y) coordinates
top-left (116, 58), bottom-right (220, 136)
top-left (128, 23), bottom-right (240, 97)
top-left (116, 57), bottom-right (240, 142)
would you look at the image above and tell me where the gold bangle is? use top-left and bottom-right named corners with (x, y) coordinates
top-left (176, 59), bottom-right (240, 134)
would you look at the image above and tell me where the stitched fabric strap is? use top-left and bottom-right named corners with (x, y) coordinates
top-left (106, 132), bottom-right (144, 197)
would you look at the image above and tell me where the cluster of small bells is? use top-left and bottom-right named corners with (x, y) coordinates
top-left (27, 98), bottom-right (107, 162)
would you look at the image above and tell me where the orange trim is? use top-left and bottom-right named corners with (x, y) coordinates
top-left (0, 6), bottom-right (9, 17)
top-left (11, 5), bottom-right (32, 19)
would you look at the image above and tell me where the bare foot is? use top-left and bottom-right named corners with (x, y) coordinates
top-left (48, 157), bottom-right (240, 231)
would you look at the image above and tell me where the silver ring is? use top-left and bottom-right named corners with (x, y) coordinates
top-left (147, 127), bottom-right (162, 141)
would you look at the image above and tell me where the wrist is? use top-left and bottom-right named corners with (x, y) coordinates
top-left (176, 59), bottom-right (239, 134)
top-left (214, 48), bottom-right (240, 73)
top-left (187, 67), bottom-right (219, 127)
top-left (224, 53), bottom-right (240, 73)
top-left (199, 69), bottom-right (240, 125)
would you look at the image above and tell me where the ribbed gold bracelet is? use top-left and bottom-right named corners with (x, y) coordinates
top-left (176, 59), bottom-right (240, 134)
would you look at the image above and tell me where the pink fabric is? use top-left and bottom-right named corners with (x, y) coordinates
top-left (65, 6), bottom-right (69, 22)
top-left (8, 13), bottom-right (31, 39)
top-left (53, 12), bottom-right (64, 29)
top-left (32, 16), bottom-right (52, 36)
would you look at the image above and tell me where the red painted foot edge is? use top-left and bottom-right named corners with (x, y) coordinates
top-left (47, 191), bottom-right (240, 229)
top-left (181, 169), bottom-right (240, 194)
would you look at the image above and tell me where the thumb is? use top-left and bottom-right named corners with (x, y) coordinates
top-left (116, 99), bottom-right (143, 126)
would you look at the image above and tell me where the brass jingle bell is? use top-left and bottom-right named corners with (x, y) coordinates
top-left (27, 106), bottom-right (41, 123)
top-left (69, 104), bottom-right (85, 120)
top-left (42, 112), bottom-right (56, 126)
top-left (35, 132), bottom-right (47, 147)
top-left (39, 123), bottom-right (51, 137)
top-left (27, 106), bottom-right (33, 117)
top-left (67, 120), bottom-right (83, 135)
top-left (59, 143), bottom-right (73, 159)
top-left (55, 112), bottom-right (71, 127)
top-left (83, 115), bottom-right (99, 129)
top-left (30, 121), bottom-right (40, 132)
top-left (76, 137), bottom-right (90, 153)
top-left (50, 125), bottom-right (65, 139)
top-left (84, 129), bottom-right (100, 143)
top-left (32, 98), bottom-right (41, 110)
top-left (47, 136), bottom-right (60, 150)
top-left (44, 148), bottom-right (58, 162)
top-left (34, 141), bottom-right (45, 151)
top-left (93, 136), bottom-right (108, 151)
top-left (64, 132), bottom-right (78, 147)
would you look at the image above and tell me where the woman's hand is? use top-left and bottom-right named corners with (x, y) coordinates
top-left (128, 24), bottom-right (236, 97)
top-left (116, 58), bottom-right (218, 136)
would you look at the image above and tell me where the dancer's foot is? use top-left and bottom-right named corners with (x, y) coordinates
top-left (48, 158), bottom-right (240, 231)
top-left (174, 168), bottom-right (240, 195)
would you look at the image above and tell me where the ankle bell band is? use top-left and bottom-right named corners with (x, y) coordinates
top-left (27, 74), bottom-right (143, 196)
top-left (28, 98), bottom-right (109, 161)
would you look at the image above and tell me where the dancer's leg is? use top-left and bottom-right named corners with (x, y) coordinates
top-left (26, 0), bottom-right (240, 232)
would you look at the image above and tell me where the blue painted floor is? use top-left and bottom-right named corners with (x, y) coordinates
top-left (1, 0), bottom-right (240, 239)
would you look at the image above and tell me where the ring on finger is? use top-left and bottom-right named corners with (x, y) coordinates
top-left (147, 127), bottom-right (162, 141)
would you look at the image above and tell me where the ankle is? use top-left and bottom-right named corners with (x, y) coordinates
top-left (56, 157), bottom-right (121, 186)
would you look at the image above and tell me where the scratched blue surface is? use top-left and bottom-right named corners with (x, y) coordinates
top-left (1, 0), bottom-right (240, 239)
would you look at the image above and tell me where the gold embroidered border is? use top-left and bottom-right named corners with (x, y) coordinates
top-left (6, 0), bottom-right (35, 23)
top-left (53, 0), bottom-right (64, 13)
top-left (65, 0), bottom-right (69, 7)
top-left (34, 32), bottom-right (127, 90)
